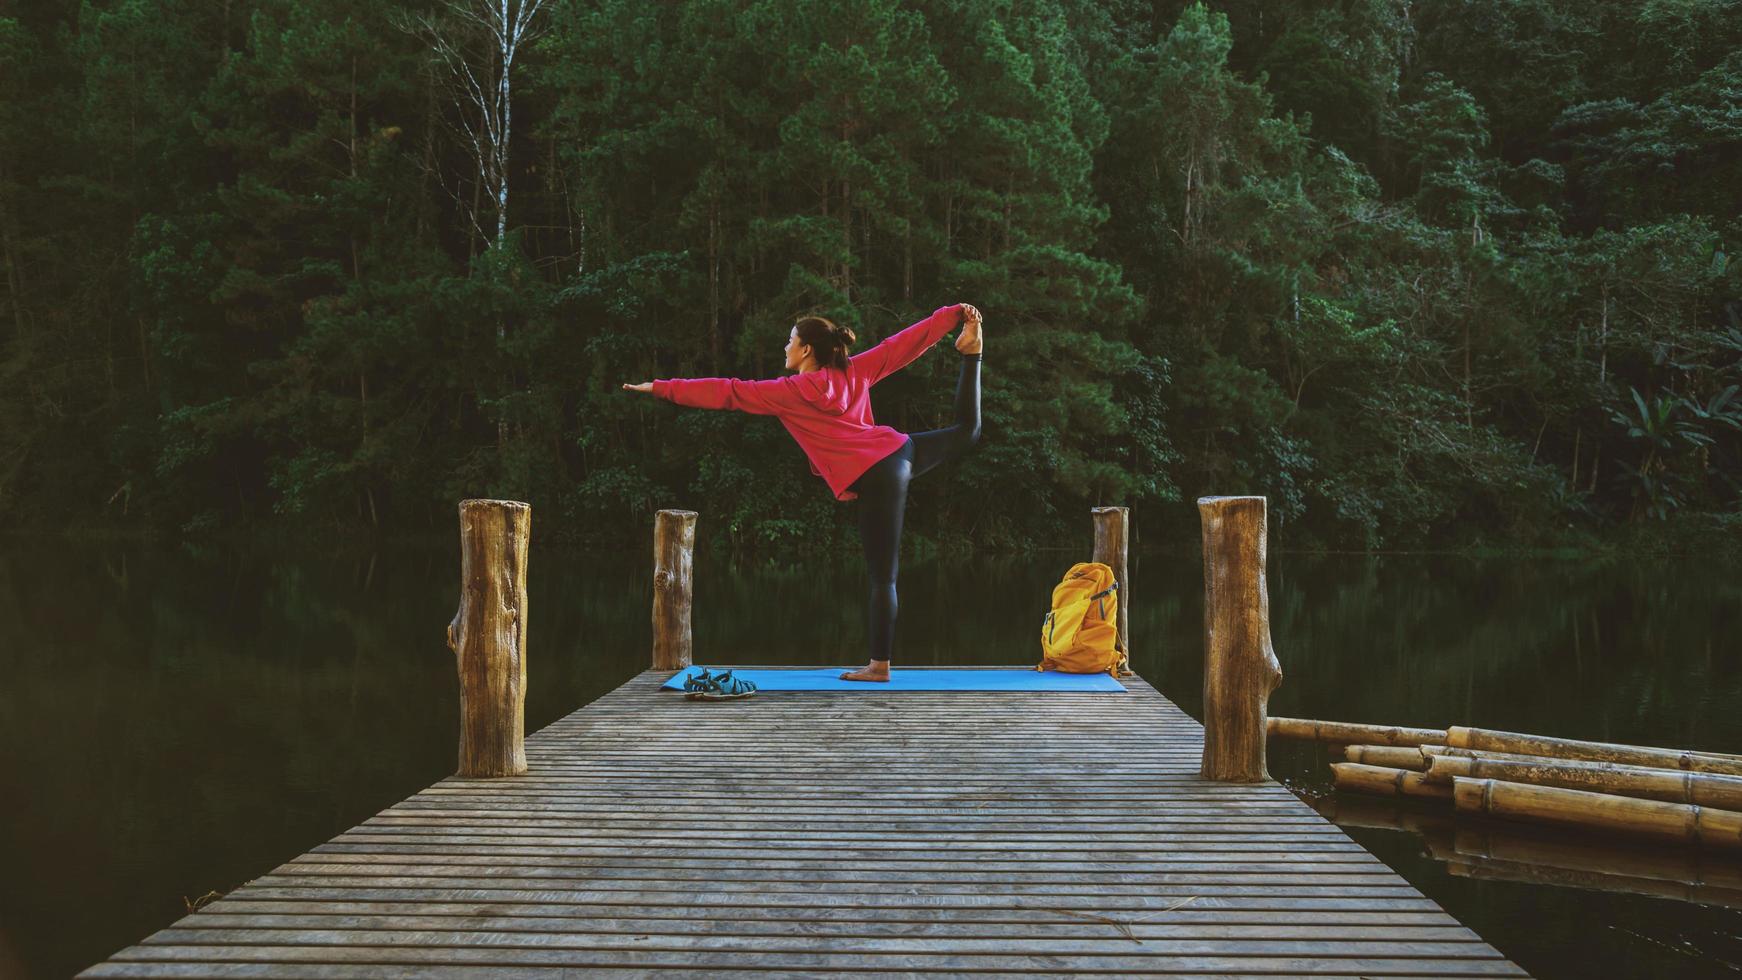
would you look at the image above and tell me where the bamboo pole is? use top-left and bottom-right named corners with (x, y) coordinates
top-left (1428, 744), bottom-right (1631, 766)
top-left (651, 509), bottom-right (697, 671)
top-left (1424, 744), bottom-right (1723, 774)
top-left (1198, 496), bottom-right (1283, 782)
top-left (1331, 762), bottom-right (1453, 800)
top-left (1344, 744), bottom-right (1432, 771)
top-left (1270, 717), bottom-right (1446, 747)
top-left (1432, 744), bottom-right (1742, 784)
top-left (1090, 506), bottom-right (1131, 673)
top-left (1451, 776), bottom-right (1742, 850)
top-left (1426, 753), bottom-right (1742, 809)
top-left (445, 498), bottom-right (529, 778)
top-left (1447, 726), bottom-right (1742, 775)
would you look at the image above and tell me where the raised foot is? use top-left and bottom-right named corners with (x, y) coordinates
top-left (840, 661), bottom-right (892, 682)
top-left (955, 304), bottom-right (983, 355)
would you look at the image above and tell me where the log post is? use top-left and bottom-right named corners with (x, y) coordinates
top-left (1090, 506), bottom-right (1130, 672)
top-left (1199, 495), bottom-right (1283, 782)
top-left (445, 499), bottom-right (529, 778)
top-left (652, 509), bottom-right (698, 671)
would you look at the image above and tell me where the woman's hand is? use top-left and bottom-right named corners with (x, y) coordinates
top-left (959, 303), bottom-right (982, 328)
top-left (621, 382), bottom-right (653, 394)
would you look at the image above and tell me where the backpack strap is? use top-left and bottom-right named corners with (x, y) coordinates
top-left (1090, 580), bottom-right (1118, 620)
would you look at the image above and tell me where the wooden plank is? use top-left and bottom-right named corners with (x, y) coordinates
top-left (176, 912), bottom-right (1486, 940)
top-left (97, 946), bottom-right (1529, 974)
top-left (79, 668), bottom-right (1523, 978)
top-left (143, 928), bottom-right (1507, 957)
top-left (80, 969), bottom-right (1499, 980)
top-left (200, 902), bottom-right (1468, 926)
top-left (78, 967), bottom-right (1498, 974)
top-left (227, 886), bottom-right (1452, 912)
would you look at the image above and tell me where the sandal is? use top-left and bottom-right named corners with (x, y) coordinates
top-left (681, 667), bottom-right (716, 694)
top-left (686, 668), bottom-right (758, 701)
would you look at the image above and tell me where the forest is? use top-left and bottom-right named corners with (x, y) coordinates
top-left (1, 0), bottom-right (1738, 554)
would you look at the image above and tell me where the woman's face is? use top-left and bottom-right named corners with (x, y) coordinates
top-left (784, 326), bottom-right (811, 371)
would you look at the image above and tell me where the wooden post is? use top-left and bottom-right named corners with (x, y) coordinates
top-left (1090, 506), bottom-right (1130, 672)
top-left (1199, 495), bottom-right (1283, 782)
top-left (445, 499), bottom-right (529, 777)
top-left (652, 509), bottom-right (697, 671)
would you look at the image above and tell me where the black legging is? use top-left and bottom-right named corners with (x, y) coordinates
top-left (846, 352), bottom-right (982, 664)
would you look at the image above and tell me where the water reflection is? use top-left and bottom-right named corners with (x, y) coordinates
top-left (1316, 795), bottom-right (1742, 910)
top-left (0, 540), bottom-right (1737, 978)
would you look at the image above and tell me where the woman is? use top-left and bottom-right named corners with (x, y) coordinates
top-left (621, 302), bottom-right (984, 681)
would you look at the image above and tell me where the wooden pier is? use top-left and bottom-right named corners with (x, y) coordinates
top-left (80, 499), bottom-right (1524, 976)
top-left (82, 667), bottom-right (1522, 977)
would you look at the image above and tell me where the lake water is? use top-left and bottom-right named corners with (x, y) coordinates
top-left (2, 537), bottom-right (1739, 978)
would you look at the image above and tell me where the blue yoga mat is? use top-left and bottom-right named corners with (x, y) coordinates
top-left (660, 666), bottom-right (1128, 693)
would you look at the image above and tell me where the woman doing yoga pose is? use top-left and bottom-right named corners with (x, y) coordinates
top-left (621, 302), bottom-right (984, 681)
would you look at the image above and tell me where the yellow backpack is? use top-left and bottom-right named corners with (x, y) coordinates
top-left (1036, 561), bottom-right (1127, 676)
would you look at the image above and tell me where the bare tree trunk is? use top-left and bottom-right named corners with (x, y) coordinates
top-left (349, 53), bottom-right (361, 280)
top-left (841, 125), bottom-right (852, 296)
top-left (559, 149), bottom-right (583, 273)
top-left (902, 220), bottom-right (912, 300)
top-left (944, 161), bottom-right (954, 250)
top-left (1182, 153), bottom-right (1196, 248)
top-left (137, 317), bottom-right (152, 391)
top-left (417, 63), bottom-right (436, 241)
top-left (709, 194), bottom-right (720, 373)
top-left (1002, 174), bottom-right (1012, 252)
top-left (468, 160), bottom-right (483, 262)
top-left (1599, 284), bottom-right (1610, 386)
top-left (410, 0), bottom-right (550, 258)
top-left (818, 177), bottom-right (831, 288)
top-left (1464, 320), bottom-right (1473, 429)
top-left (0, 160), bottom-right (24, 340)
top-left (544, 136), bottom-right (557, 273)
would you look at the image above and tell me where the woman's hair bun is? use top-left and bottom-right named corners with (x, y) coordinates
top-left (794, 314), bottom-right (855, 371)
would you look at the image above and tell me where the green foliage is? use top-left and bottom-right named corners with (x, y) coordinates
top-left (1, 0), bottom-right (1738, 552)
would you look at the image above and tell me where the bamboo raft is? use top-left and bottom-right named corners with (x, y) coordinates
top-left (80, 668), bottom-right (1523, 977)
top-left (1276, 717), bottom-right (1742, 850)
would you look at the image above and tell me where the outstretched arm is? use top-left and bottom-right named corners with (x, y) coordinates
top-left (850, 304), bottom-right (964, 385)
top-left (636, 376), bottom-right (809, 416)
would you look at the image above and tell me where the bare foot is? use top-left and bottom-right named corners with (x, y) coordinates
top-left (955, 304), bottom-right (983, 355)
top-left (840, 660), bottom-right (892, 682)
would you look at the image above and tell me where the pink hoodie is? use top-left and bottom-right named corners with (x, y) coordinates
top-left (651, 304), bottom-right (965, 501)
